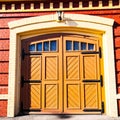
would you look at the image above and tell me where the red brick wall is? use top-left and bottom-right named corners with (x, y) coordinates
top-left (0, 100), bottom-right (7, 117)
top-left (0, 12), bottom-right (52, 117)
top-left (0, 7), bottom-right (120, 116)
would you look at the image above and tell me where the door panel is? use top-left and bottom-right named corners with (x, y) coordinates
top-left (63, 35), bottom-right (101, 113)
top-left (22, 83), bottom-right (41, 110)
top-left (21, 55), bottom-right (42, 111)
top-left (30, 57), bottom-right (42, 80)
top-left (42, 54), bottom-right (62, 112)
top-left (45, 84), bottom-right (58, 109)
top-left (64, 37), bottom-right (82, 112)
top-left (81, 54), bottom-right (101, 111)
top-left (44, 56), bottom-right (59, 109)
top-left (21, 56), bottom-right (42, 81)
top-left (83, 55), bottom-right (98, 80)
top-left (84, 83), bottom-right (99, 109)
top-left (42, 38), bottom-right (63, 113)
top-left (64, 55), bottom-right (81, 112)
top-left (67, 84), bottom-right (81, 109)
top-left (45, 56), bottom-right (58, 80)
top-left (66, 56), bottom-right (80, 80)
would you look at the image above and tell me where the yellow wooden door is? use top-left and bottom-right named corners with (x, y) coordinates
top-left (42, 37), bottom-right (63, 113)
top-left (63, 35), bottom-right (102, 114)
top-left (63, 36), bottom-right (82, 113)
top-left (81, 51), bottom-right (102, 113)
top-left (21, 33), bottom-right (103, 114)
top-left (21, 41), bottom-right (42, 111)
top-left (21, 35), bottom-right (63, 113)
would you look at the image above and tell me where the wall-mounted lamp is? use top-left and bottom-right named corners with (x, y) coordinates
top-left (56, 11), bottom-right (64, 22)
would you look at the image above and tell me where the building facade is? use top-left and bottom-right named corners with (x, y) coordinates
top-left (0, 0), bottom-right (120, 117)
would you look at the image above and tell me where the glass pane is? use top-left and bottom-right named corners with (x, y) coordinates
top-left (81, 42), bottom-right (87, 50)
top-left (50, 41), bottom-right (57, 51)
top-left (37, 43), bottom-right (42, 51)
top-left (73, 41), bottom-right (79, 50)
top-left (66, 41), bottom-right (72, 51)
top-left (44, 41), bottom-right (49, 51)
top-left (88, 43), bottom-right (94, 50)
top-left (29, 44), bottom-right (35, 51)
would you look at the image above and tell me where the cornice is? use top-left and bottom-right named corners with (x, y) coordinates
top-left (0, 0), bottom-right (119, 13)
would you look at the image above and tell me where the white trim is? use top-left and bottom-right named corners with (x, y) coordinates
top-left (0, 94), bottom-right (8, 100)
top-left (8, 14), bottom-right (113, 29)
top-left (8, 14), bottom-right (117, 117)
top-left (116, 94), bottom-right (120, 99)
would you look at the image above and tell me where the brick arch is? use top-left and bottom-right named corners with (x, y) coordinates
top-left (8, 14), bottom-right (116, 117)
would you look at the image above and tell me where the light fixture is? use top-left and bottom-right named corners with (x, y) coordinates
top-left (56, 11), bottom-right (64, 22)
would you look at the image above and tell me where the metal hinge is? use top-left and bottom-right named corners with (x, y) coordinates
top-left (22, 49), bottom-right (25, 60)
top-left (81, 47), bottom-right (102, 58)
top-left (101, 101), bottom-right (104, 113)
top-left (100, 75), bottom-right (103, 87)
top-left (82, 75), bottom-right (103, 87)
top-left (99, 47), bottom-right (102, 58)
top-left (83, 101), bottom-right (104, 113)
top-left (20, 102), bottom-right (23, 113)
top-left (21, 76), bottom-right (24, 87)
top-left (22, 49), bottom-right (42, 60)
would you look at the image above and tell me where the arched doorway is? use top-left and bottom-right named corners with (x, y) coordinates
top-left (20, 33), bottom-right (103, 114)
top-left (8, 14), bottom-right (117, 117)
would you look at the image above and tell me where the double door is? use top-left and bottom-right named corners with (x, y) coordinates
top-left (21, 34), bottom-right (103, 114)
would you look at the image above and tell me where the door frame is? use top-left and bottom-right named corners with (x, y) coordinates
top-left (7, 14), bottom-right (117, 117)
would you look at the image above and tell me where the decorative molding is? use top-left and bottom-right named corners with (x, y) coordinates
top-left (8, 14), bottom-right (114, 30)
top-left (0, 0), bottom-right (120, 13)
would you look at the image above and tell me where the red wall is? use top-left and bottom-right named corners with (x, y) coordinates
top-left (0, 9), bottom-right (120, 116)
top-left (0, 100), bottom-right (7, 117)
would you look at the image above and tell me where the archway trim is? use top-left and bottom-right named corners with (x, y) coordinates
top-left (8, 14), bottom-right (116, 117)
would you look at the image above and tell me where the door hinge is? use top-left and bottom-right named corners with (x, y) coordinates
top-left (81, 47), bottom-right (102, 58)
top-left (101, 101), bottom-right (104, 113)
top-left (22, 49), bottom-right (42, 60)
top-left (20, 102), bottom-right (23, 112)
top-left (22, 49), bottom-right (25, 60)
top-left (82, 75), bottom-right (103, 87)
top-left (21, 76), bottom-right (24, 87)
top-left (100, 75), bottom-right (103, 87)
top-left (99, 47), bottom-right (102, 58)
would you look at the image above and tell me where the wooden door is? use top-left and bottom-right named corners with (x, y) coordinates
top-left (81, 50), bottom-right (102, 113)
top-left (21, 35), bottom-right (63, 113)
top-left (42, 38), bottom-right (63, 113)
top-left (63, 36), bottom-right (82, 113)
top-left (63, 35), bottom-right (102, 114)
top-left (21, 33), bottom-right (103, 114)
top-left (21, 41), bottom-right (42, 111)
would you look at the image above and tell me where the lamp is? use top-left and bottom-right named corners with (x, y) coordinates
top-left (56, 11), bottom-right (64, 22)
